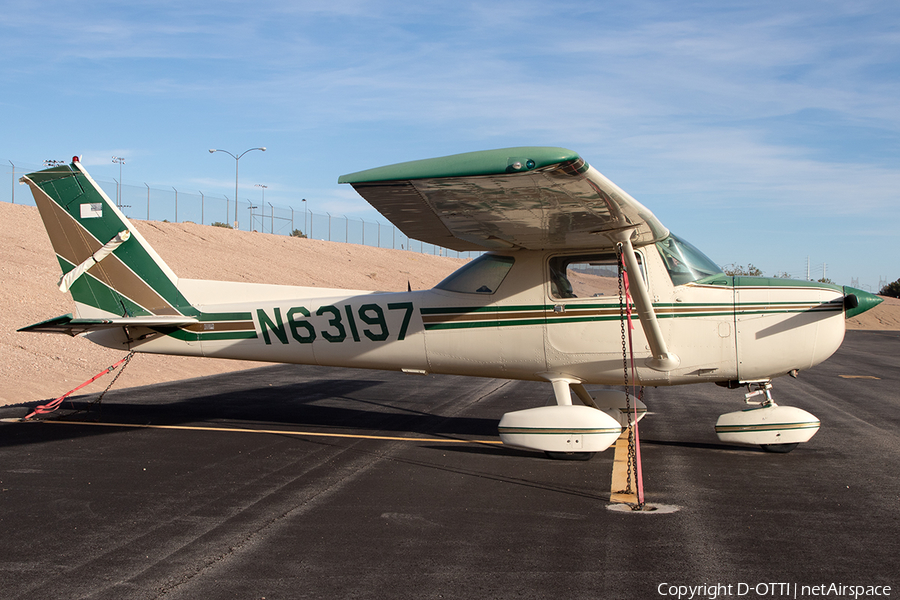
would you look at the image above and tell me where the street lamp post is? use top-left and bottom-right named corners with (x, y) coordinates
top-left (255, 184), bottom-right (268, 232)
top-left (112, 156), bottom-right (125, 207)
top-left (209, 147), bottom-right (266, 230)
top-left (302, 198), bottom-right (307, 236)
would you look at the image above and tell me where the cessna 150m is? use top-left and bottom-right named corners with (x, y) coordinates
top-left (19, 147), bottom-right (882, 456)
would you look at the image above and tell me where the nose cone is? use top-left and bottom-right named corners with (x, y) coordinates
top-left (843, 286), bottom-right (884, 318)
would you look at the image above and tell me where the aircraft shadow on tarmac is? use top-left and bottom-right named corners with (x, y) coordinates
top-left (3, 364), bottom-right (781, 456)
top-left (0, 365), bottom-right (504, 448)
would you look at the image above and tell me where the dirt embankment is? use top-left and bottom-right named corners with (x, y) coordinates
top-left (0, 201), bottom-right (464, 407)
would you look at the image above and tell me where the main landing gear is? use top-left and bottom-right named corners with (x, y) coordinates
top-left (497, 380), bottom-right (646, 460)
top-left (714, 381), bottom-right (820, 453)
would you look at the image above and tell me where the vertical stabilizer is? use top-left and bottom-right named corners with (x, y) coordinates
top-left (21, 160), bottom-right (190, 319)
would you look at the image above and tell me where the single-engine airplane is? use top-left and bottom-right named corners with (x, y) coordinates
top-left (19, 147), bottom-right (882, 456)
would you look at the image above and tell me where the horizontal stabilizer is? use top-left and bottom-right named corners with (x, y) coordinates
top-left (19, 314), bottom-right (198, 337)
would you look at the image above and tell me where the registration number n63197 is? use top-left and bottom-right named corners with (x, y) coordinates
top-left (256, 302), bottom-right (414, 345)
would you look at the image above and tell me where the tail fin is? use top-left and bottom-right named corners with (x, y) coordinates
top-left (21, 159), bottom-right (191, 320)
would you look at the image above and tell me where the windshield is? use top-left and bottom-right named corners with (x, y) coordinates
top-left (655, 233), bottom-right (723, 286)
top-left (435, 254), bottom-right (515, 294)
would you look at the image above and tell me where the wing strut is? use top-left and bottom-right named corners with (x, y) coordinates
top-left (613, 230), bottom-right (680, 372)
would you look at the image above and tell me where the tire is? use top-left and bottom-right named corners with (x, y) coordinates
top-left (760, 443), bottom-right (799, 453)
top-left (545, 451), bottom-right (595, 461)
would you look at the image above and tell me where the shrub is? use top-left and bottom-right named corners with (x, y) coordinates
top-left (879, 278), bottom-right (900, 298)
top-left (722, 263), bottom-right (763, 277)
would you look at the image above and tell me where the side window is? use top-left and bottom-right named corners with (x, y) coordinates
top-left (548, 253), bottom-right (642, 300)
top-left (435, 254), bottom-right (515, 294)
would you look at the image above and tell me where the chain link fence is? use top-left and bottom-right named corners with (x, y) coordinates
top-left (2, 160), bottom-right (478, 259)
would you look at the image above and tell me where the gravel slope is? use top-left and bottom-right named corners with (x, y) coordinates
top-left (1, 202), bottom-right (464, 406)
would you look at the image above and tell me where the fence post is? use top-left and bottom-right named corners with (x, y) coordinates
top-left (172, 187), bottom-right (178, 223)
top-left (144, 183), bottom-right (150, 220)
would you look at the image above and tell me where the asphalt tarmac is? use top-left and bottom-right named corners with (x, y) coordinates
top-left (1, 330), bottom-right (897, 600)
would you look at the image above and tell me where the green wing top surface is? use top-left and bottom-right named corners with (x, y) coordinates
top-left (339, 147), bottom-right (668, 252)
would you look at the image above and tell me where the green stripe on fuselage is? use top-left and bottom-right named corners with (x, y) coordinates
top-left (420, 300), bottom-right (840, 331)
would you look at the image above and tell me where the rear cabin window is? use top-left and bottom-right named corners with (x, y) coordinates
top-left (548, 254), bottom-right (641, 299)
top-left (435, 254), bottom-right (515, 294)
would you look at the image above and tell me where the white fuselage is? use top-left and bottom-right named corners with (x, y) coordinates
top-left (89, 244), bottom-right (847, 388)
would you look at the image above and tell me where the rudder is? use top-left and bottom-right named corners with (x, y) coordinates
top-left (21, 159), bottom-right (191, 319)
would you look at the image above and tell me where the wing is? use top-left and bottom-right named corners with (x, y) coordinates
top-left (338, 147), bottom-right (668, 252)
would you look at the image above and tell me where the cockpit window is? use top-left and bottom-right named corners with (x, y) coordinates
top-left (435, 254), bottom-right (515, 294)
top-left (655, 233), bottom-right (723, 286)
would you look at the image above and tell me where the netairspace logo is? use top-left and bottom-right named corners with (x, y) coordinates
top-left (657, 582), bottom-right (892, 599)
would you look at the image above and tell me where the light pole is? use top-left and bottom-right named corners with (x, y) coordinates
top-left (209, 147), bottom-right (266, 230)
top-left (301, 198), bottom-right (308, 237)
top-left (248, 203), bottom-right (258, 231)
top-left (255, 184), bottom-right (267, 232)
top-left (112, 156), bottom-right (125, 207)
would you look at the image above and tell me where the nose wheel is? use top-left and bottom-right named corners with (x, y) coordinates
top-left (715, 382), bottom-right (820, 453)
top-left (760, 442), bottom-right (800, 453)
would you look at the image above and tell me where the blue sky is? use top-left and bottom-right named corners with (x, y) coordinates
top-left (2, 0), bottom-right (898, 289)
